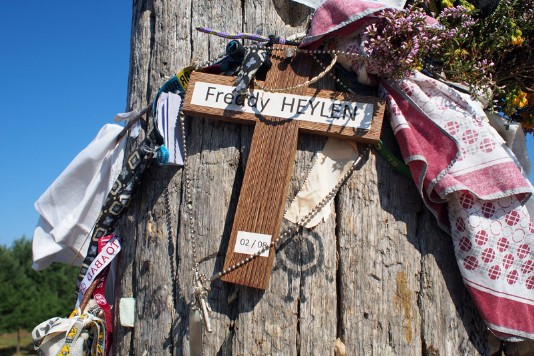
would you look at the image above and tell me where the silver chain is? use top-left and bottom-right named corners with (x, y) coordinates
top-left (179, 111), bottom-right (369, 283)
top-left (210, 145), bottom-right (369, 281)
top-left (179, 109), bottom-right (214, 333)
top-left (309, 52), bottom-right (356, 94)
top-left (179, 111), bottom-right (200, 277)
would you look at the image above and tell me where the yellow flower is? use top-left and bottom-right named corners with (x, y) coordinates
top-left (453, 49), bottom-right (469, 59)
top-left (441, 0), bottom-right (454, 8)
top-left (511, 28), bottom-right (524, 46)
top-left (458, 0), bottom-right (475, 11)
top-left (512, 90), bottom-right (528, 108)
top-left (511, 36), bottom-right (524, 45)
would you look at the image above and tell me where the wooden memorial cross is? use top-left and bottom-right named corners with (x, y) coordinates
top-left (183, 47), bottom-right (385, 289)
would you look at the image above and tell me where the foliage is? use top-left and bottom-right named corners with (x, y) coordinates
top-left (361, 0), bottom-right (533, 131)
top-left (0, 237), bottom-right (78, 334)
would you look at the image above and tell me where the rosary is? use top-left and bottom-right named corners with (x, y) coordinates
top-left (172, 28), bottom-right (383, 351)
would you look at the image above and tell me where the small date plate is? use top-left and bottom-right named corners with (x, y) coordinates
top-left (234, 231), bottom-right (272, 257)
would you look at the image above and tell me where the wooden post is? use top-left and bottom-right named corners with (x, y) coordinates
top-left (112, 0), bottom-right (533, 354)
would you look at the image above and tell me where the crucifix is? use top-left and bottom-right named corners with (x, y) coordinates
top-left (182, 47), bottom-right (385, 289)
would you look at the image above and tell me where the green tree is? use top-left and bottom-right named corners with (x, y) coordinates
top-left (0, 237), bottom-right (78, 354)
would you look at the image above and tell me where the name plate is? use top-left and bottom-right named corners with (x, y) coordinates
top-left (183, 72), bottom-right (385, 144)
top-left (191, 82), bottom-right (374, 129)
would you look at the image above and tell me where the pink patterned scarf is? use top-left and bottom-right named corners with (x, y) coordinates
top-left (383, 74), bottom-right (534, 340)
top-left (303, 0), bottom-right (534, 340)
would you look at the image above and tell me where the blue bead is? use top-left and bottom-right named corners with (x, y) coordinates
top-left (156, 145), bottom-right (170, 165)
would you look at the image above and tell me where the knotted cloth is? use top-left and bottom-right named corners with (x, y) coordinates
top-left (32, 301), bottom-right (106, 356)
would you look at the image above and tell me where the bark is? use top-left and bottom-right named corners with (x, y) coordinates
top-left (112, 0), bottom-right (522, 354)
top-left (17, 328), bottom-right (21, 355)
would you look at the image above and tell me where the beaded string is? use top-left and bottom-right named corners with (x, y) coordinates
top-left (192, 43), bottom-right (365, 94)
top-left (193, 41), bottom-right (367, 80)
top-left (196, 27), bottom-right (368, 60)
top-left (242, 43), bottom-right (367, 60)
top-left (253, 52), bottom-right (338, 93)
top-left (248, 45), bottom-right (368, 93)
top-left (179, 110), bottom-right (201, 279)
top-left (309, 52), bottom-right (355, 94)
top-left (248, 45), bottom-right (367, 93)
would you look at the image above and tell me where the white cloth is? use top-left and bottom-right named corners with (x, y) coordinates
top-left (114, 110), bottom-right (142, 138)
top-left (285, 138), bottom-right (359, 227)
top-left (291, 0), bottom-right (325, 8)
top-left (32, 124), bottom-right (126, 270)
top-left (156, 92), bottom-right (184, 165)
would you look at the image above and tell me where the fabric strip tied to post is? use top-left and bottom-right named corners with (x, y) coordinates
top-left (77, 113), bottom-right (164, 284)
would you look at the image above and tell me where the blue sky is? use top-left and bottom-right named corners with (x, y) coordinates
top-left (0, 2), bottom-right (132, 246)
top-left (0, 2), bottom-right (533, 247)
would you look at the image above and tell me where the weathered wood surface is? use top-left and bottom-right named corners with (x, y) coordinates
top-left (111, 0), bottom-right (533, 355)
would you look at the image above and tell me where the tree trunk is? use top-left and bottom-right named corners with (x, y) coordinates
top-left (112, 0), bottom-right (507, 354)
top-left (16, 328), bottom-right (20, 355)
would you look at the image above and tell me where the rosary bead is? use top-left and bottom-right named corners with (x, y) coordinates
top-left (284, 47), bottom-right (296, 58)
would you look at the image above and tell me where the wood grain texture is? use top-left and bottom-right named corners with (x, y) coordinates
top-left (219, 48), bottom-right (315, 289)
top-left (219, 116), bottom-right (299, 289)
top-left (113, 0), bottom-right (534, 354)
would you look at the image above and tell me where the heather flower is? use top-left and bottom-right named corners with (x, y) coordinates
top-left (357, 0), bottom-right (532, 129)
top-left (362, 6), bottom-right (443, 79)
top-left (438, 5), bottom-right (476, 37)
